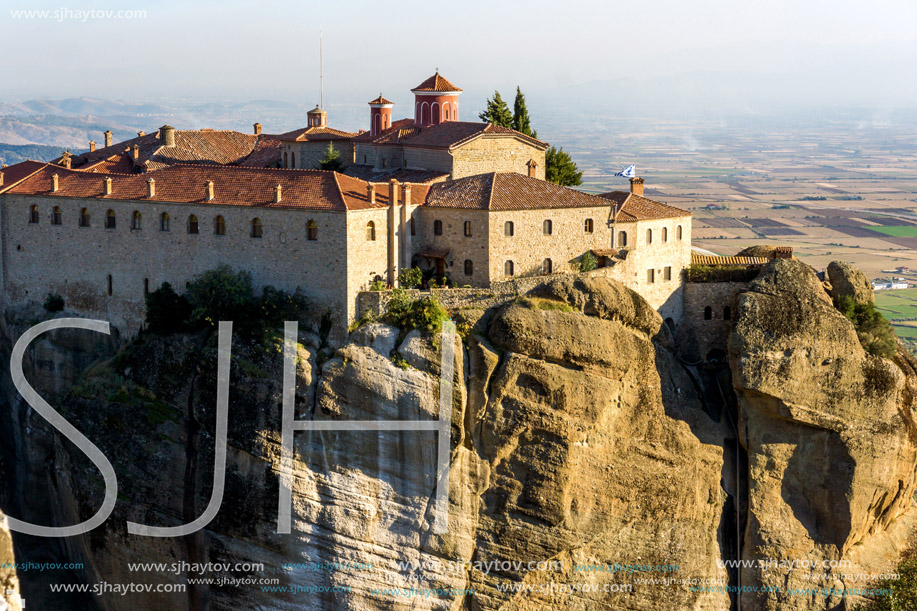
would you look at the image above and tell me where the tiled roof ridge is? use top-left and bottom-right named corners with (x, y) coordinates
top-left (0, 160), bottom-right (49, 194)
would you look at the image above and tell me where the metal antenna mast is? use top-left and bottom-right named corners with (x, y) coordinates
top-left (320, 30), bottom-right (324, 109)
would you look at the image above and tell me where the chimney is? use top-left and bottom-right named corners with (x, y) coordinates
top-left (61, 151), bottom-right (72, 169)
top-left (104, 177), bottom-right (112, 195)
top-left (160, 125), bottom-right (176, 147)
top-left (138, 131), bottom-right (146, 138)
top-left (254, 123), bottom-right (262, 136)
top-left (274, 184), bottom-right (282, 203)
top-left (206, 180), bottom-right (214, 201)
top-left (388, 180), bottom-right (400, 286)
top-left (402, 183), bottom-right (412, 207)
top-left (52, 174), bottom-right (60, 192)
top-left (629, 176), bottom-right (644, 196)
top-left (366, 183), bottom-right (376, 205)
top-left (104, 130), bottom-right (113, 147)
top-left (147, 178), bottom-right (155, 198)
top-left (89, 140), bottom-right (97, 153)
top-left (132, 144), bottom-right (140, 160)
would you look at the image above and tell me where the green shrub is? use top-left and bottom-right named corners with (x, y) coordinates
top-left (259, 286), bottom-right (309, 326)
top-left (578, 251), bottom-right (597, 273)
top-left (370, 279), bottom-right (386, 291)
top-left (186, 265), bottom-right (256, 328)
top-left (383, 288), bottom-right (449, 336)
top-left (398, 267), bottom-right (423, 289)
top-left (837, 296), bottom-right (897, 358)
top-left (852, 556), bottom-right (917, 610)
top-left (43, 293), bottom-right (64, 312)
top-left (685, 264), bottom-right (761, 283)
top-left (145, 282), bottom-right (192, 335)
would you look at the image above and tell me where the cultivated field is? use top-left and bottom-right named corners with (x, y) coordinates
top-left (550, 118), bottom-right (917, 280)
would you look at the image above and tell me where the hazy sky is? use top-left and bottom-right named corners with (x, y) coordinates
top-left (2, 0), bottom-right (917, 113)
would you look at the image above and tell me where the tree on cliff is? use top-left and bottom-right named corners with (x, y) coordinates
top-left (546, 145), bottom-right (583, 187)
top-left (479, 91), bottom-right (513, 128)
top-left (837, 296), bottom-right (896, 358)
top-left (317, 142), bottom-right (344, 172)
top-left (512, 87), bottom-right (536, 138)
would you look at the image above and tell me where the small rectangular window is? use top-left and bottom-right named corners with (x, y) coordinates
top-left (664, 266), bottom-right (672, 281)
top-left (647, 269), bottom-right (655, 283)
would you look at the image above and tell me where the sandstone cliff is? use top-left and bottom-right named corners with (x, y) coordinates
top-left (0, 263), bottom-right (914, 610)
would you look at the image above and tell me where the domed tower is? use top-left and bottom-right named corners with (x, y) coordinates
top-left (411, 71), bottom-right (462, 127)
top-left (307, 105), bottom-right (327, 128)
top-left (368, 94), bottom-right (394, 136)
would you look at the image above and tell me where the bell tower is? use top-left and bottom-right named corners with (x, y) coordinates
top-left (368, 95), bottom-right (394, 136)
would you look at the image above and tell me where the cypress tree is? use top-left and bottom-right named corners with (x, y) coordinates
top-left (512, 86), bottom-right (536, 138)
top-left (545, 146), bottom-right (583, 187)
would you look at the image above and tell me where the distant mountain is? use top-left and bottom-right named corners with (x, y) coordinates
top-left (0, 143), bottom-right (65, 166)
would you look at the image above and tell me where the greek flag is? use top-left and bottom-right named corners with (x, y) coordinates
top-left (615, 164), bottom-right (636, 178)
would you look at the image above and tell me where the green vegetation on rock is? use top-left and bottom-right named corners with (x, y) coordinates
top-left (837, 295), bottom-right (897, 358)
top-left (383, 288), bottom-right (449, 336)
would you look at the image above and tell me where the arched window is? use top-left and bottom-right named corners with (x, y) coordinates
top-left (215, 215), bottom-right (226, 236)
top-left (160, 212), bottom-right (170, 231)
top-left (662, 227), bottom-right (668, 242)
top-left (704, 306), bottom-right (712, 320)
top-left (79, 208), bottom-right (90, 227)
top-left (188, 214), bottom-right (199, 234)
top-left (504, 221), bottom-right (514, 237)
top-left (251, 217), bottom-right (263, 238)
top-left (464, 259), bottom-right (473, 275)
top-left (433, 220), bottom-right (442, 236)
top-left (646, 228), bottom-right (652, 244)
top-left (432, 103), bottom-right (440, 124)
top-left (283, 152), bottom-right (288, 168)
top-left (543, 258), bottom-right (553, 274)
top-left (584, 218), bottom-right (593, 233)
top-left (618, 230), bottom-right (627, 246)
top-left (410, 218), bottom-right (416, 236)
top-left (107, 274), bottom-right (113, 296)
top-left (28, 205), bottom-right (39, 224)
top-left (52, 206), bottom-right (62, 225)
top-left (543, 219), bottom-right (553, 235)
top-left (366, 221), bottom-right (376, 241)
top-left (131, 210), bottom-right (142, 230)
top-left (291, 152), bottom-right (295, 168)
top-left (144, 278), bottom-right (149, 295)
top-left (421, 102), bottom-right (429, 124)
top-left (105, 209), bottom-right (116, 229)
top-left (464, 220), bottom-right (472, 237)
top-left (504, 260), bottom-right (514, 276)
top-left (723, 305), bottom-right (732, 320)
top-left (307, 219), bottom-right (317, 240)
top-left (677, 225), bottom-right (683, 240)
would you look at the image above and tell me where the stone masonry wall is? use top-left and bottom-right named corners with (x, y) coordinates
top-left (681, 281), bottom-right (750, 360)
top-left (345, 206), bottom-right (393, 323)
top-left (286, 140), bottom-right (354, 170)
top-left (413, 208), bottom-right (491, 285)
top-left (1, 194), bottom-right (350, 336)
top-left (451, 137), bottom-right (546, 180)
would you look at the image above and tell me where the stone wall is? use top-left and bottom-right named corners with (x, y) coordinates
top-left (681, 281), bottom-right (750, 360)
top-left (402, 147), bottom-right (454, 174)
top-left (285, 140), bottom-right (354, 170)
top-left (413, 208), bottom-right (491, 284)
top-left (345, 207), bottom-right (392, 324)
top-left (1, 194), bottom-right (351, 336)
top-left (356, 143), bottom-right (408, 171)
top-left (451, 136), bottom-right (546, 180)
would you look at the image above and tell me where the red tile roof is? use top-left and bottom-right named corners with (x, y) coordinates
top-left (344, 164), bottom-right (449, 184)
top-left (7, 164), bottom-right (412, 211)
top-left (424, 172), bottom-right (691, 218)
top-left (81, 153), bottom-right (136, 174)
top-left (0, 160), bottom-right (48, 193)
top-left (598, 191), bottom-right (692, 221)
top-left (412, 72), bottom-right (462, 93)
top-left (274, 126), bottom-right (358, 142)
top-left (69, 129), bottom-right (282, 172)
top-left (425, 172), bottom-right (612, 211)
top-left (352, 120), bottom-right (546, 151)
top-left (368, 95), bottom-right (394, 105)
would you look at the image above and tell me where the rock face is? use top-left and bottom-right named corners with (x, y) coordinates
top-left (1, 266), bottom-right (915, 611)
top-left (730, 259), bottom-right (917, 610)
top-left (827, 260), bottom-right (874, 306)
top-left (1, 511), bottom-right (22, 611)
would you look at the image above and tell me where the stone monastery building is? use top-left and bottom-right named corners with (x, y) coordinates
top-left (0, 72), bottom-right (693, 335)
